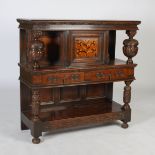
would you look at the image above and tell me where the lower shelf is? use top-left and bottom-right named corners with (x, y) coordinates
top-left (22, 98), bottom-right (128, 132)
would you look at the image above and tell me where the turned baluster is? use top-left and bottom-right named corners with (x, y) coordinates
top-left (122, 81), bottom-right (132, 111)
top-left (121, 30), bottom-right (139, 128)
top-left (121, 81), bottom-right (132, 128)
top-left (123, 30), bottom-right (139, 64)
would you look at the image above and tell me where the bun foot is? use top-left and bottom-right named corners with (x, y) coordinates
top-left (121, 122), bottom-right (128, 129)
top-left (32, 137), bottom-right (41, 144)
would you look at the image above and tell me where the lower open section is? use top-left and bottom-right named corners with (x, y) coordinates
top-left (22, 98), bottom-right (127, 133)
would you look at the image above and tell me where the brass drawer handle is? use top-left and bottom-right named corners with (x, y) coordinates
top-left (96, 72), bottom-right (104, 78)
top-left (117, 71), bottom-right (124, 77)
top-left (71, 74), bottom-right (80, 80)
top-left (48, 77), bottom-right (57, 82)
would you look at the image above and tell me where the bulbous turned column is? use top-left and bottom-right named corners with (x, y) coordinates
top-left (29, 31), bottom-right (44, 70)
top-left (123, 30), bottom-right (139, 64)
top-left (121, 81), bottom-right (132, 128)
top-left (122, 81), bottom-right (132, 111)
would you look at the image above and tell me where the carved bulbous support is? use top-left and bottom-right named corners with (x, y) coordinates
top-left (123, 30), bottom-right (138, 64)
top-left (122, 81), bottom-right (132, 111)
top-left (29, 31), bottom-right (44, 70)
top-left (32, 90), bottom-right (40, 122)
top-left (121, 81), bottom-right (132, 128)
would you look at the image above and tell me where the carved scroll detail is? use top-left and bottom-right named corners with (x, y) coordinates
top-left (75, 39), bottom-right (98, 58)
top-left (123, 30), bottom-right (138, 64)
top-left (32, 90), bottom-right (40, 121)
top-left (28, 31), bottom-right (44, 70)
top-left (122, 81), bottom-right (132, 111)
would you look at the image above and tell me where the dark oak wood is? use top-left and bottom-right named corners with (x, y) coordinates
top-left (17, 19), bottom-right (141, 31)
top-left (17, 19), bottom-right (141, 144)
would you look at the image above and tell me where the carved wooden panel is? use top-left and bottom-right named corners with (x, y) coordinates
top-left (74, 38), bottom-right (98, 58)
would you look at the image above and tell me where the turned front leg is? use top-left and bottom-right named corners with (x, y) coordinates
top-left (32, 89), bottom-right (40, 121)
top-left (121, 81), bottom-right (132, 128)
top-left (31, 89), bottom-right (41, 144)
top-left (121, 29), bottom-right (139, 128)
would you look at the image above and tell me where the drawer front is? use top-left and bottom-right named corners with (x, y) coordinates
top-left (42, 73), bottom-right (64, 85)
top-left (31, 69), bottom-right (133, 86)
top-left (64, 72), bottom-right (84, 84)
top-left (32, 72), bottom-right (84, 86)
top-left (85, 68), bottom-right (134, 82)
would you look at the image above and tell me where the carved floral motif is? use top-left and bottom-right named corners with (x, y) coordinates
top-left (28, 31), bottom-right (44, 70)
top-left (75, 38), bottom-right (98, 58)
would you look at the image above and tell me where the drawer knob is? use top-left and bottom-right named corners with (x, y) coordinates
top-left (71, 74), bottom-right (80, 80)
top-left (48, 77), bottom-right (57, 82)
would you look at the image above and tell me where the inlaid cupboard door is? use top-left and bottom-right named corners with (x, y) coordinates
top-left (67, 31), bottom-right (110, 67)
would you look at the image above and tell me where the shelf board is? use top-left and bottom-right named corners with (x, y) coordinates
top-left (22, 98), bottom-right (126, 132)
top-left (19, 58), bottom-right (136, 73)
top-left (40, 58), bottom-right (136, 71)
top-left (43, 98), bottom-right (121, 117)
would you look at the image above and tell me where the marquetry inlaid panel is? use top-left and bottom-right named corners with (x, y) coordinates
top-left (75, 38), bottom-right (98, 58)
top-left (68, 31), bottom-right (109, 67)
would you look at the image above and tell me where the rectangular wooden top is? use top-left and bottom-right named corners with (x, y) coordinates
top-left (17, 19), bottom-right (141, 31)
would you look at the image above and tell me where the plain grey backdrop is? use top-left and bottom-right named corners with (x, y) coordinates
top-left (0, 0), bottom-right (155, 155)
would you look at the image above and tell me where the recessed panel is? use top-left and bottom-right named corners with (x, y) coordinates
top-left (68, 31), bottom-right (109, 67)
top-left (40, 88), bottom-right (54, 102)
top-left (86, 84), bottom-right (106, 99)
top-left (74, 38), bottom-right (99, 59)
top-left (60, 86), bottom-right (80, 102)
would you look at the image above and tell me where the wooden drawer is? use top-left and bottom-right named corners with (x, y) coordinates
top-left (42, 73), bottom-right (64, 85)
top-left (64, 72), bottom-right (84, 84)
top-left (85, 68), bottom-right (134, 82)
top-left (32, 72), bottom-right (84, 86)
top-left (32, 69), bottom-right (133, 86)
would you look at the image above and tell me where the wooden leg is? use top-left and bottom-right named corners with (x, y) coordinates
top-left (31, 122), bottom-right (42, 144)
top-left (32, 137), bottom-right (41, 144)
top-left (121, 81), bottom-right (132, 128)
top-left (31, 89), bottom-right (42, 144)
top-left (121, 121), bottom-right (129, 129)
